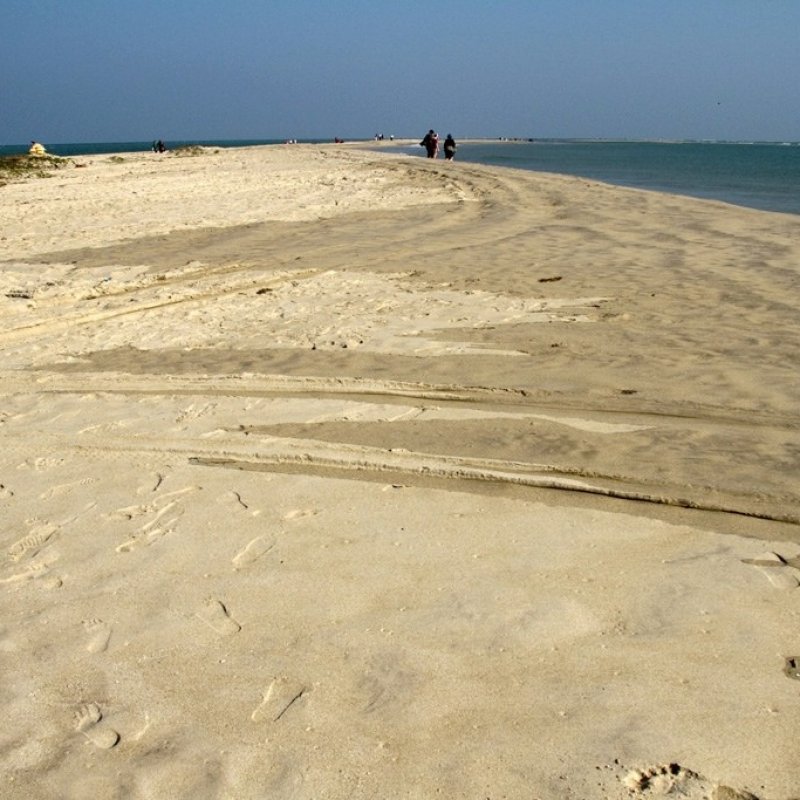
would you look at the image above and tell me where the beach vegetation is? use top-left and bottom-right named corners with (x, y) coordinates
top-left (172, 145), bottom-right (206, 157)
top-left (110, 155), bottom-right (126, 163)
top-left (0, 154), bottom-right (70, 186)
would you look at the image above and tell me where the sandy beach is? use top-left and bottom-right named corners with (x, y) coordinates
top-left (1, 143), bottom-right (799, 799)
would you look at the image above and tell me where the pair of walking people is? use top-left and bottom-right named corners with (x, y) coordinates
top-left (420, 130), bottom-right (457, 160)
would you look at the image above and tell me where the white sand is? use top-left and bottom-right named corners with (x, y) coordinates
top-left (1, 144), bottom-right (799, 799)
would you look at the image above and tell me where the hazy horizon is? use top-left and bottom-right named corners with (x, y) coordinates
top-left (3, 0), bottom-right (799, 145)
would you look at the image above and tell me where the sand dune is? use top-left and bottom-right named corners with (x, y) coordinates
top-left (1, 144), bottom-right (798, 799)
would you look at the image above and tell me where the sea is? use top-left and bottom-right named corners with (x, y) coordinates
top-left (2, 138), bottom-right (799, 216)
top-left (401, 139), bottom-right (800, 216)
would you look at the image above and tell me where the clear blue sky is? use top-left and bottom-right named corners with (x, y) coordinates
top-left (3, 0), bottom-right (798, 144)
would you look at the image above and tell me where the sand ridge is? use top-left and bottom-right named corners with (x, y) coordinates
top-left (1, 144), bottom-right (799, 798)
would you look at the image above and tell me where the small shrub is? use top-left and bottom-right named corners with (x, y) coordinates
top-left (0, 154), bottom-right (69, 184)
top-left (171, 145), bottom-right (205, 157)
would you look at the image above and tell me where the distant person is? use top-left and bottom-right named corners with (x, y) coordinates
top-left (420, 129), bottom-right (439, 158)
top-left (28, 141), bottom-right (47, 157)
top-left (156, 140), bottom-right (166, 153)
top-left (443, 134), bottom-right (457, 161)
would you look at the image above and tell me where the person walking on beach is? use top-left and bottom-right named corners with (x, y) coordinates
top-left (420, 129), bottom-right (439, 158)
top-left (443, 134), bottom-right (457, 161)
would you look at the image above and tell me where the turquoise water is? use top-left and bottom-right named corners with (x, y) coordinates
top-left (404, 139), bottom-right (800, 216)
top-left (3, 138), bottom-right (799, 216)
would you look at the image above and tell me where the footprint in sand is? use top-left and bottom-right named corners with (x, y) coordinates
top-left (742, 552), bottom-right (800, 590)
top-left (622, 763), bottom-right (704, 795)
top-left (283, 509), bottom-right (319, 521)
top-left (113, 488), bottom-right (194, 522)
top-left (232, 536), bottom-right (275, 570)
top-left (21, 456), bottom-right (65, 471)
top-left (115, 500), bottom-right (186, 552)
top-left (175, 401), bottom-right (217, 423)
top-left (83, 619), bottom-right (112, 653)
top-left (0, 561), bottom-right (51, 585)
top-left (251, 677), bottom-right (307, 723)
top-left (73, 703), bottom-right (120, 749)
top-left (8, 524), bottom-right (58, 562)
top-left (39, 477), bottom-right (98, 500)
top-left (196, 598), bottom-right (241, 636)
top-left (784, 657), bottom-right (800, 681)
top-left (622, 763), bottom-right (760, 799)
top-left (116, 521), bottom-right (181, 553)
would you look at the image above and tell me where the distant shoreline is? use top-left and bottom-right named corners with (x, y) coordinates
top-left (3, 136), bottom-right (798, 158)
top-left (4, 136), bottom-right (798, 216)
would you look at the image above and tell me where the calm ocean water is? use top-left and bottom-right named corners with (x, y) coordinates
top-left (406, 139), bottom-right (800, 216)
top-left (3, 138), bottom-right (799, 216)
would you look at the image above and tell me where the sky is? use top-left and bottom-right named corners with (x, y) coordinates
top-left (2, 0), bottom-right (799, 144)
